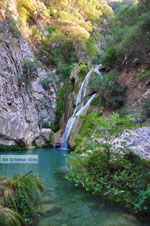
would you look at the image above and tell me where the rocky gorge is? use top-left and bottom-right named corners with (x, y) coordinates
top-left (0, 0), bottom-right (58, 148)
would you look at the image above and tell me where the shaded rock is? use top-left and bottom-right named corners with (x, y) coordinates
top-left (35, 128), bottom-right (53, 147)
top-left (35, 137), bottom-right (46, 148)
top-left (40, 128), bottom-right (52, 141)
top-left (39, 204), bottom-right (61, 217)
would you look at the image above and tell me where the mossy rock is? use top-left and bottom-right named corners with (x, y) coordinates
top-left (39, 204), bottom-right (62, 217)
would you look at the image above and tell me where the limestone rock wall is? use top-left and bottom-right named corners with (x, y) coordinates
top-left (0, 19), bottom-right (57, 147)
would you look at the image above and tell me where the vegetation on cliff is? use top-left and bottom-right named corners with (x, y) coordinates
top-left (102, 0), bottom-right (150, 67)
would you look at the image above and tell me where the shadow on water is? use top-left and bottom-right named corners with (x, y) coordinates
top-left (0, 148), bottom-right (148, 226)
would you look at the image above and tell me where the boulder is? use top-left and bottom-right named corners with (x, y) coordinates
top-left (40, 128), bottom-right (52, 141)
top-left (51, 129), bottom-right (62, 147)
top-left (113, 126), bottom-right (150, 160)
top-left (39, 204), bottom-right (61, 217)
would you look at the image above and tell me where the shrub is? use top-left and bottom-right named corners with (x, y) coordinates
top-left (87, 71), bottom-right (126, 109)
top-left (40, 76), bottom-right (54, 90)
top-left (102, 3), bottom-right (150, 67)
top-left (66, 113), bottom-right (150, 220)
top-left (140, 98), bottom-right (150, 120)
top-left (22, 59), bottom-right (39, 80)
top-left (79, 63), bottom-right (89, 79)
top-left (3, 171), bottom-right (44, 223)
top-left (37, 40), bottom-right (78, 67)
top-left (56, 64), bottom-right (75, 82)
top-left (53, 85), bottom-right (68, 131)
top-left (0, 205), bottom-right (24, 226)
top-left (7, 18), bottom-right (20, 38)
top-left (138, 69), bottom-right (150, 81)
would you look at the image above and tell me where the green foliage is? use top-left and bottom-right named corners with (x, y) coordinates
top-left (3, 171), bottom-right (44, 223)
top-left (108, 0), bottom-right (135, 14)
top-left (40, 76), bottom-right (54, 90)
top-left (102, 1), bottom-right (150, 67)
top-left (0, 205), bottom-right (24, 226)
top-left (66, 113), bottom-right (150, 220)
top-left (0, 145), bottom-right (28, 152)
top-left (54, 85), bottom-right (68, 131)
top-left (47, 0), bottom-right (112, 42)
top-left (138, 69), bottom-right (150, 81)
top-left (91, 96), bottom-right (100, 106)
top-left (7, 18), bottom-right (20, 38)
top-left (37, 38), bottom-right (78, 67)
top-left (85, 37), bottom-right (98, 58)
top-left (56, 64), bottom-right (75, 82)
top-left (51, 123), bottom-right (58, 132)
top-left (9, 59), bottom-right (40, 89)
top-left (140, 98), bottom-right (150, 121)
top-left (87, 71), bottom-right (126, 109)
top-left (41, 119), bottom-right (50, 129)
top-left (22, 59), bottom-right (39, 79)
top-left (78, 63), bottom-right (89, 79)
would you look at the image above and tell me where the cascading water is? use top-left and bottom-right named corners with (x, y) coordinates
top-left (60, 66), bottom-right (102, 149)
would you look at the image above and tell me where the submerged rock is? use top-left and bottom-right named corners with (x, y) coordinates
top-left (102, 213), bottom-right (139, 226)
top-left (42, 196), bottom-right (55, 204)
top-left (39, 204), bottom-right (62, 217)
top-left (38, 218), bottom-right (60, 226)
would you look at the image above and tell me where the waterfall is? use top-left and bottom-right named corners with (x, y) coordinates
top-left (60, 94), bottom-right (96, 149)
top-left (60, 66), bottom-right (101, 149)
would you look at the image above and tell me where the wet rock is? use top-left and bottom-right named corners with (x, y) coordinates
top-left (39, 204), bottom-right (62, 217)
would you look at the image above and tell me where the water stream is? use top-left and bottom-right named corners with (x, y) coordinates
top-left (0, 148), bottom-right (147, 226)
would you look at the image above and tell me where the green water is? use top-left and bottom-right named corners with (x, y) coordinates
top-left (0, 148), bottom-right (147, 226)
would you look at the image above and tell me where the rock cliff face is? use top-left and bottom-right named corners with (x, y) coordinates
top-left (0, 4), bottom-right (57, 147)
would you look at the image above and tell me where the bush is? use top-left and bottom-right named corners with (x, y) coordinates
top-left (102, 3), bottom-right (150, 67)
top-left (0, 205), bottom-right (24, 226)
top-left (3, 171), bottom-right (44, 223)
top-left (66, 113), bottom-right (150, 220)
top-left (138, 69), bottom-right (150, 81)
top-left (79, 63), bottom-right (89, 79)
top-left (87, 71), bottom-right (126, 109)
top-left (140, 98), bottom-right (150, 120)
top-left (22, 59), bottom-right (39, 80)
top-left (56, 64), bottom-right (75, 82)
top-left (53, 85), bottom-right (68, 131)
top-left (37, 40), bottom-right (78, 67)
top-left (40, 76), bottom-right (54, 90)
top-left (8, 18), bottom-right (20, 38)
